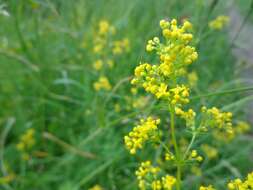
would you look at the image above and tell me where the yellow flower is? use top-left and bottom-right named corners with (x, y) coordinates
top-left (165, 153), bottom-right (175, 161)
top-left (132, 96), bottom-right (149, 109)
top-left (201, 144), bottom-right (218, 159)
top-left (175, 107), bottom-right (195, 127)
top-left (136, 161), bottom-right (161, 190)
top-left (191, 149), bottom-right (197, 158)
top-left (93, 43), bottom-right (104, 54)
top-left (16, 128), bottom-right (35, 160)
top-left (98, 20), bottom-right (110, 35)
top-left (132, 19), bottom-right (197, 106)
top-left (152, 180), bottom-right (162, 190)
top-left (227, 171), bottom-right (253, 190)
top-left (114, 103), bottom-right (121, 113)
top-left (234, 121), bottom-right (250, 134)
top-left (112, 38), bottom-right (130, 55)
top-left (196, 156), bottom-right (203, 162)
top-left (124, 117), bottom-right (160, 154)
top-left (130, 87), bottom-right (138, 95)
top-left (209, 15), bottom-right (230, 30)
top-left (106, 59), bottom-right (114, 68)
top-left (201, 106), bottom-right (233, 132)
top-left (187, 71), bottom-right (198, 87)
top-left (93, 76), bottom-right (112, 91)
top-left (170, 85), bottom-right (190, 105)
top-left (93, 59), bottom-right (103, 71)
top-left (89, 184), bottom-right (103, 190)
top-left (162, 175), bottom-right (176, 190)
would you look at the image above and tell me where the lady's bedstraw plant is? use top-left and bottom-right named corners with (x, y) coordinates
top-left (124, 19), bottom-right (252, 190)
top-left (92, 20), bottom-right (130, 91)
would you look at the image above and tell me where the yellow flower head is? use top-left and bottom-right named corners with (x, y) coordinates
top-left (202, 107), bottom-right (233, 131)
top-left (132, 19), bottom-right (197, 106)
top-left (201, 144), bottom-right (218, 159)
top-left (16, 128), bottom-right (36, 160)
top-left (98, 20), bottom-right (111, 35)
top-left (124, 117), bottom-right (160, 154)
top-left (89, 185), bottom-right (103, 190)
top-left (209, 15), bottom-right (230, 30)
top-left (136, 160), bottom-right (160, 180)
top-left (93, 59), bottom-right (103, 71)
top-left (175, 107), bottom-right (196, 127)
top-left (162, 175), bottom-right (176, 190)
top-left (93, 76), bottom-right (112, 91)
top-left (187, 71), bottom-right (198, 87)
top-left (227, 171), bottom-right (253, 190)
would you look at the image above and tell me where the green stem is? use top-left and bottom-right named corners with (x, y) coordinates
top-left (190, 86), bottom-right (253, 100)
top-left (169, 105), bottom-right (181, 190)
top-left (183, 132), bottom-right (197, 160)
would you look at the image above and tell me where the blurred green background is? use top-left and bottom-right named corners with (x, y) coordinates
top-left (0, 0), bottom-right (253, 190)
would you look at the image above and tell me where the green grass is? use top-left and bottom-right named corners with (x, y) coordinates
top-left (0, 0), bottom-right (253, 190)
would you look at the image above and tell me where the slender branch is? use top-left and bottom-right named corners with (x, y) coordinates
top-left (159, 140), bottom-right (173, 155)
top-left (0, 49), bottom-right (39, 72)
top-left (183, 132), bottom-right (197, 160)
top-left (169, 105), bottom-right (181, 190)
top-left (190, 86), bottom-right (253, 100)
top-left (42, 132), bottom-right (96, 159)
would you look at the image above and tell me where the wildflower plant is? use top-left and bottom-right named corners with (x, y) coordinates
top-left (91, 20), bottom-right (130, 92)
top-left (16, 128), bottom-right (36, 161)
top-left (123, 19), bottom-right (252, 190)
top-left (208, 15), bottom-right (230, 30)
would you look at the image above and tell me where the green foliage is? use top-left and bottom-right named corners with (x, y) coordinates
top-left (0, 0), bottom-right (252, 190)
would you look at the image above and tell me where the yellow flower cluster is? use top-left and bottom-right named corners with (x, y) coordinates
top-left (132, 63), bottom-right (190, 104)
top-left (170, 85), bottom-right (190, 105)
top-left (201, 106), bottom-right (233, 132)
top-left (93, 76), bottom-right (112, 91)
top-left (93, 59), bottom-right (114, 71)
top-left (124, 117), bottom-right (160, 154)
top-left (93, 20), bottom-right (129, 56)
top-left (92, 20), bottom-right (130, 92)
top-left (132, 96), bottom-right (149, 110)
top-left (212, 120), bottom-right (250, 143)
top-left (131, 19), bottom-right (197, 105)
top-left (162, 175), bottom-right (177, 190)
top-left (16, 128), bottom-right (35, 160)
top-left (199, 171), bottom-right (253, 190)
top-left (93, 20), bottom-right (116, 54)
top-left (209, 15), bottom-right (230, 30)
top-left (187, 71), bottom-right (198, 87)
top-left (228, 171), bottom-right (253, 190)
top-left (89, 184), bottom-right (103, 190)
top-left (112, 38), bottom-right (130, 55)
top-left (234, 121), bottom-right (250, 134)
top-left (201, 144), bottom-right (218, 160)
top-left (136, 161), bottom-right (176, 190)
top-left (98, 20), bottom-right (116, 36)
top-left (188, 149), bottom-right (203, 162)
top-left (175, 107), bottom-right (196, 127)
top-left (136, 161), bottom-right (160, 190)
top-left (165, 152), bottom-right (175, 161)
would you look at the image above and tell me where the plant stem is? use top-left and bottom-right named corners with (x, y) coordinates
top-left (169, 105), bottom-right (181, 190)
top-left (183, 132), bottom-right (197, 160)
top-left (190, 86), bottom-right (253, 100)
